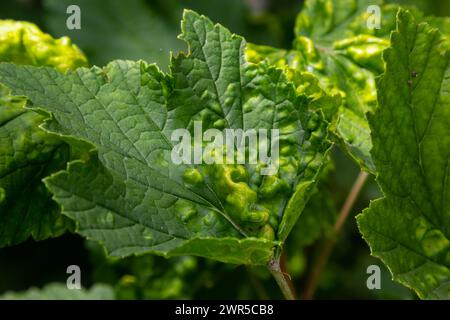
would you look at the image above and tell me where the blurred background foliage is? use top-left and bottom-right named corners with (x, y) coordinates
top-left (0, 0), bottom-right (447, 299)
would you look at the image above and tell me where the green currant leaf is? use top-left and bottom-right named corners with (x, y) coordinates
top-left (0, 10), bottom-right (331, 265)
top-left (0, 20), bottom-right (87, 246)
top-left (247, 0), bottom-right (420, 173)
top-left (357, 10), bottom-right (450, 299)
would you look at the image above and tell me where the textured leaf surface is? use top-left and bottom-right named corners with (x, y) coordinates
top-left (0, 88), bottom-right (71, 246)
top-left (0, 283), bottom-right (114, 300)
top-left (0, 11), bottom-right (330, 264)
top-left (247, 0), bottom-right (410, 173)
top-left (357, 10), bottom-right (450, 299)
top-left (0, 21), bottom-right (86, 246)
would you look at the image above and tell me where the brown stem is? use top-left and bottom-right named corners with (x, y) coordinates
top-left (280, 251), bottom-right (297, 298)
top-left (302, 171), bottom-right (369, 300)
top-left (268, 255), bottom-right (296, 300)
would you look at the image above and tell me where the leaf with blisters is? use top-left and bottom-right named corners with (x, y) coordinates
top-left (0, 10), bottom-right (331, 264)
top-left (247, 1), bottom-right (424, 173)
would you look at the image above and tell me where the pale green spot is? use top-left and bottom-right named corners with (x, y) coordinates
top-left (414, 217), bottom-right (428, 240)
top-left (183, 168), bottom-right (203, 185)
top-left (143, 229), bottom-right (153, 241)
top-left (175, 199), bottom-right (198, 223)
top-left (421, 230), bottom-right (450, 257)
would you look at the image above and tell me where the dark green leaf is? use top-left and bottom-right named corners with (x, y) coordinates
top-left (358, 10), bottom-right (450, 299)
top-left (0, 11), bottom-right (331, 264)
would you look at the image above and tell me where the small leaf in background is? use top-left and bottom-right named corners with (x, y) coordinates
top-left (0, 283), bottom-right (115, 300)
top-left (0, 20), bottom-right (87, 71)
top-left (358, 10), bottom-right (450, 299)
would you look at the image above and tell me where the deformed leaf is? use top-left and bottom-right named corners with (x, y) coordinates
top-left (0, 10), bottom-right (331, 265)
top-left (357, 10), bottom-right (450, 299)
top-left (246, 0), bottom-right (416, 173)
top-left (0, 20), bottom-right (87, 71)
